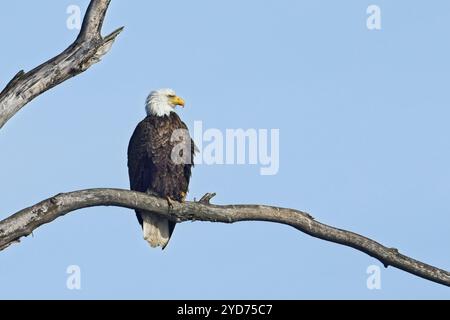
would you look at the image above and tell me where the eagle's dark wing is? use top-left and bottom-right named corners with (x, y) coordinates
top-left (177, 118), bottom-right (197, 190)
top-left (127, 117), bottom-right (155, 226)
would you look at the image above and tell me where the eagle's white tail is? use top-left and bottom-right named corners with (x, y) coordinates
top-left (141, 213), bottom-right (170, 248)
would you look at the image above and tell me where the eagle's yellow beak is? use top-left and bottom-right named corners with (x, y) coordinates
top-left (170, 96), bottom-right (185, 108)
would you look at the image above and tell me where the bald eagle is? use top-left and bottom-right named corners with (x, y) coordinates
top-left (127, 89), bottom-right (195, 248)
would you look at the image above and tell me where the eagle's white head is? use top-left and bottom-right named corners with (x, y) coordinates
top-left (146, 88), bottom-right (185, 117)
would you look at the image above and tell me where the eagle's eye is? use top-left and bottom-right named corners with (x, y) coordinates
top-left (167, 94), bottom-right (176, 98)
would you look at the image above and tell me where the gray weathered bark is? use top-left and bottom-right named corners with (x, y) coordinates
top-left (0, 188), bottom-right (449, 287)
top-left (0, 0), bottom-right (123, 129)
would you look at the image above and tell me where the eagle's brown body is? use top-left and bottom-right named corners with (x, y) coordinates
top-left (127, 112), bottom-right (195, 248)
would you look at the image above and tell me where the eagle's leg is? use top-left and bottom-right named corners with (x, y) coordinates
top-left (180, 191), bottom-right (187, 203)
top-left (166, 196), bottom-right (174, 211)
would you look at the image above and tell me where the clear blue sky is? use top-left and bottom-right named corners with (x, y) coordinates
top-left (1, 0), bottom-right (449, 299)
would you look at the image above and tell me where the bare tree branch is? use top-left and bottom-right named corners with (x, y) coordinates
top-left (0, 0), bottom-right (123, 129)
top-left (0, 188), bottom-right (448, 287)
